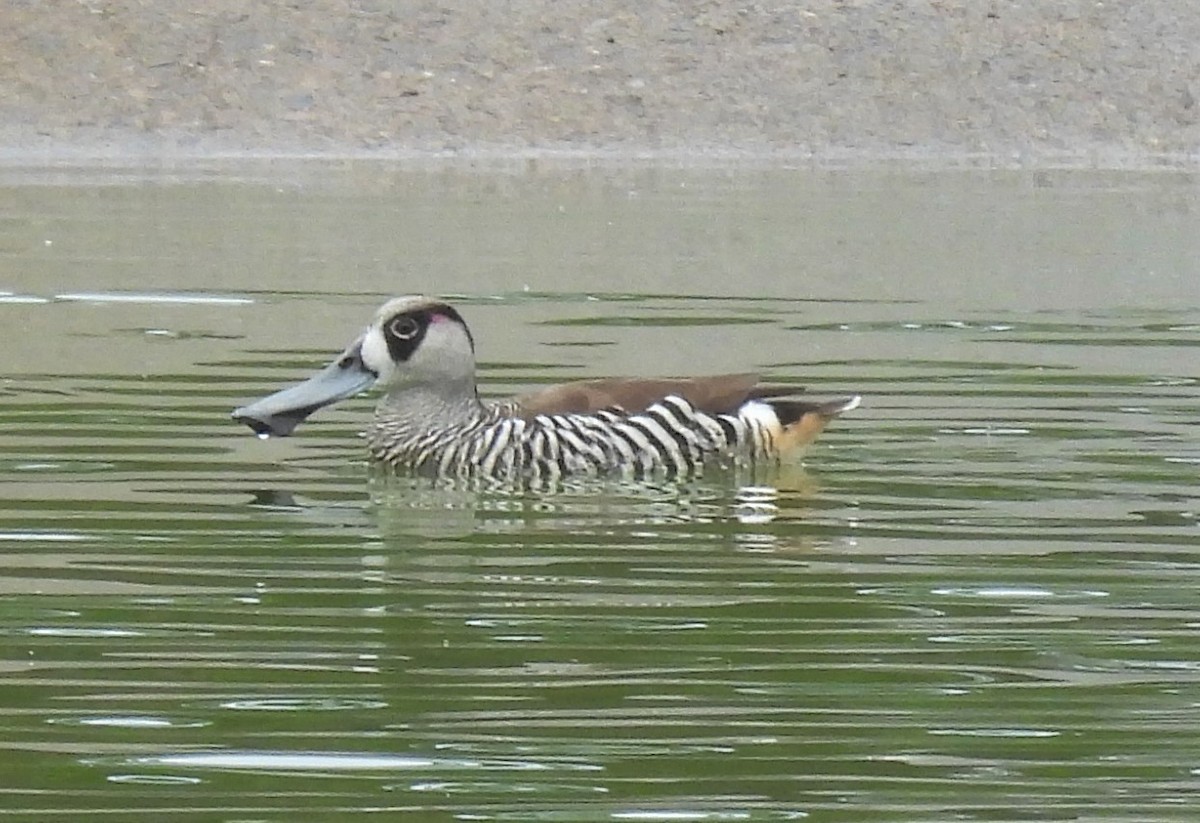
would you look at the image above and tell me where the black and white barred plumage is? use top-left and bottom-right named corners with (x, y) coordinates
top-left (366, 394), bottom-right (785, 478)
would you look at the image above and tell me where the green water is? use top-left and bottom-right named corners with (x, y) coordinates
top-left (1, 163), bottom-right (1198, 820)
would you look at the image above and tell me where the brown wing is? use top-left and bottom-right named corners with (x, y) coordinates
top-left (515, 373), bottom-right (787, 418)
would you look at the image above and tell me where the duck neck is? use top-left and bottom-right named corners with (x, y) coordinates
top-left (367, 378), bottom-right (487, 453)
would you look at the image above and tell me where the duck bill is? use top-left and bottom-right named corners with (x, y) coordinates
top-left (232, 340), bottom-right (377, 437)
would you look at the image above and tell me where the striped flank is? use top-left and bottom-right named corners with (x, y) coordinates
top-left (368, 394), bottom-right (796, 478)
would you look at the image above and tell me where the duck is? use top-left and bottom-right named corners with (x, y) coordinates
top-left (232, 296), bottom-right (860, 478)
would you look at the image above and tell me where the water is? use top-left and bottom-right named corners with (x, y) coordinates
top-left (1, 162), bottom-right (1198, 820)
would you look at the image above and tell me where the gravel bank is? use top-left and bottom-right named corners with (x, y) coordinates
top-left (3, 0), bottom-right (1198, 164)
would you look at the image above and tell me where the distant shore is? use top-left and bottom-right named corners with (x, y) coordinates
top-left (3, 1), bottom-right (1198, 166)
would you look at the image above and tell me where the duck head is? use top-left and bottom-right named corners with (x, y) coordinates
top-left (231, 296), bottom-right (477, 437)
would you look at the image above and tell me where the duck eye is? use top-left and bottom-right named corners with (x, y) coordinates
top-left (388, 315), bottom-right (420, 340)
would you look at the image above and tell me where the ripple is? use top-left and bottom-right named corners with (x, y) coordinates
top-left (497, 812), bottom-right (811, 823)
top-left (126, 751), bottom-right (602, 773)
top-left (0, 531), bottom-right (91, 542)
top-left (930, 586), bottom-right (1109, 599)
top-left (0, 292), bottom-right (50, 304)
top-left (55, 292), bottom-right (254, 305)
top-left (936, 427), bottom-right (1032, 435)
top-left (107, 774), bottom-right (203, 785)
top-left (220, 697), bottom-right (389, 712)
top-left (26, 627), bottom-right (143, 638)
top-left (49, 715), bottom-right (208, 729)
top-left (928, 728), bottom-right (1060, 738)
top-left (611, 812), bottom-right (799, 822)
top-left (406, 779), bottom-right (608, 795)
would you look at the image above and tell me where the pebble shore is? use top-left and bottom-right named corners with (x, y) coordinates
top-left (2, 1), bottom-right (1198, 165)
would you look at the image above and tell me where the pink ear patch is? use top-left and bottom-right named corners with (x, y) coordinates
top-left (428, 312), bottom-right (449, 324)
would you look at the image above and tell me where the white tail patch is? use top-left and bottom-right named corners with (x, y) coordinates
top-left (736, 400), bottom-right (785, 456)
top-left (738, 400), bottom-right (782, 428)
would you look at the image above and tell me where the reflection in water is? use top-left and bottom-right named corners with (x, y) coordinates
top-left (364, 469), bottom-right (855, 562)
top-left (0, 167), bottom-right (1198, 820)
top-left (368, 470), bottom-right (792, 523)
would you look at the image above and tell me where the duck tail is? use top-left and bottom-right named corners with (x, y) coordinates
top-left (769, 395), bottom-right (861, 454)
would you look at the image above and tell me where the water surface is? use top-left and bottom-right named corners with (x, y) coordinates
top-left (1, 163), bottom-right (1198, 820)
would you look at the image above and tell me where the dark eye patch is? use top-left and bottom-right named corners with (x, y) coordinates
top-left (381, 303), bottom-right (474, 363)
top-left (382, 310), bottom-right (430, 362)
top-left (389, 315), bottom-right (420, 340)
